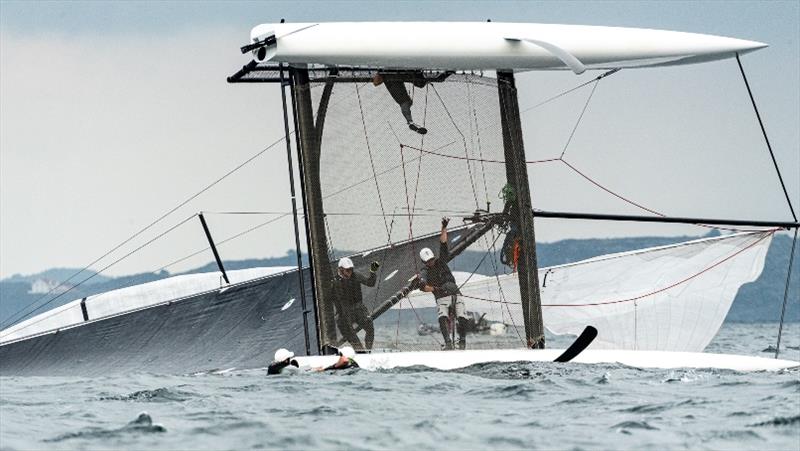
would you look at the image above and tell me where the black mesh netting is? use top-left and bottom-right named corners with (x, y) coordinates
top-left (305, 72), bottom-right (528, 352)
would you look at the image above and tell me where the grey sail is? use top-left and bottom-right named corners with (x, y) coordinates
top-left (0, 270), bottom-right (316, 376)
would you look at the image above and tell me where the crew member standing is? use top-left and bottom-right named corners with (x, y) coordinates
top-left (418, 217), bottom-right (468, 350)
top-left (332, 257), bottom-right (380, 352)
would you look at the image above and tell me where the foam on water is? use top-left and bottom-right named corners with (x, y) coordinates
top-left (1, 323), bottom-right (798, 450)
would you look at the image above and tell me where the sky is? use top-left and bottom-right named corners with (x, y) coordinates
top-left (1, 1), bottom-right (798, 279)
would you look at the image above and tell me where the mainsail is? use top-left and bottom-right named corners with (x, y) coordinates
top-left (400, 230), bottom-right (773, 352)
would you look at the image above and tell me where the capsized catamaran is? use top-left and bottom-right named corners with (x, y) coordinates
top-left (0, 22), bottom-right (796, 376)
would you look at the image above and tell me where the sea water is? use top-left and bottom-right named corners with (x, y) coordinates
top-left (1, 322), bottom-right (798, 450)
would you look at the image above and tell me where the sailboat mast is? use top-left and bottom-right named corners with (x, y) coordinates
top-left (497, 70), bottom-right (545, 349)
top-left (291, 67), bottom-right (336, 354)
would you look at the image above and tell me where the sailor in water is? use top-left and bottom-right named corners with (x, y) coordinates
top-left (267, 348), bottom-right (300, 375)
top-left (332, 257), bottom-right (379, 352)
top-left (418, 217), bottom-right (468, 350)
top-left (316, 346), bottom-right (360, 371)
top-left (372, 70), bottom-right (452, 135)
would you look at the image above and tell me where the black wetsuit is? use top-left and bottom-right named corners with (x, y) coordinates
top-left (419, 241), bottom-right (460, 299)
top-left (332, 269), bottom-right (377, 351)
top-left (267, 359), bottom-right (299, 375)
top-left (380, 71), bottom-right (429, 106)
top-left (324, 358), bottom-right (360, 371)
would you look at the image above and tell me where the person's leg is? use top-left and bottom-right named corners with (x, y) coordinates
top-left (355, 305), bottom-right (374, 351)
top-left (454, 295), bottom-right (468, 350)
top-left (399, 101), bottom-right (414, 124)
top-left (436, 297), bottom-right (453, 350)
top-left (338, 310), bottom-right (365, 351)
top-left (383, 79), bottom-right (427, 134)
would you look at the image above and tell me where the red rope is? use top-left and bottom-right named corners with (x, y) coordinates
top-left (400, 144), bottom-right (561, 165)
top-left (559, 159), bottom-right (664, 216)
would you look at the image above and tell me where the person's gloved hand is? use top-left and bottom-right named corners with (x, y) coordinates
top-left (441, 217), bottom-right (450, 228)
top-left (370, 261), bottom-right (380, 272)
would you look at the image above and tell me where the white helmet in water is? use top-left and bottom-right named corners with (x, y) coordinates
top-left (338, 346), bottom-right (356, 359)
top-left (274, 348), bottom-right (294, 362)
top-left (338, 257), bottom-right (354, 269)
top-left (419, 248), bottom-right (435, 262)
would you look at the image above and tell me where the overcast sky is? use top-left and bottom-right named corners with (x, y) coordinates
top-left (1, 1), bottom-right (798, 278)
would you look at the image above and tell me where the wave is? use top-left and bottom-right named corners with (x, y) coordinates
top-left (620, 398), bottom-right (709, 414)
top-left (611, 421), bottom-right (659, 431)
top-left (44, 412), bottom-right (165, 443)
top-left (748, 415), bottom-right (800, 427)
top-left (97, 387), bottom-right (196, 402)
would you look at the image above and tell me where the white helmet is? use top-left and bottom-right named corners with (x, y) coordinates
top-left (274, 348), bottom-right (294, 362)
top-left (338, 346), bottom-right (356, 359)
top-left (419, 248), bottom-right (435, 262)
top-left (338, 257), bottom-right (354, 269)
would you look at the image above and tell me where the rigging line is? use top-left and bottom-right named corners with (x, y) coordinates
top-left (398, 143), bottom-right (419, 266)
top-left (404, 296), bottom-right (443, 348)
top-left (406, 144), bottom-right (755, 233)
top-left (774, 228), bottom-right (798, 359)
top-left (559, 159), bottom-right (667, 217)
top-left (394, 297), bottom-right (402, 348)
top-left (468, 76), bottom-right (491, 206)
top-left (1, 214), bottom-right (199, 331)
top-left (407, 86), bottom-right (431, 236)
top-left (388, 122), bottom-right (420, 266)
top-left (459, 294), bottom-right (521, 305)
top-left (542, 231), bottom-right (773, 307)
top-left (323, 214), bottom-right (336, 263)
top-left (323, 152), bottom-right (423, 200)
top-left (429, 84), bottom-right (481, 209)
top-left (735, 54), bottom-right (797, 222)
top-left (12, 136), bottom-right (288, 321)
top-left (520, 68), bottom-right (621, 114)
top-left (354, 81), bottom-right (393, 242)
top-left (400, 88), bottom-right (431, 284)
top-left (487, 228), bottom-right (526, 346)
top-left (401, 207), bottom-right (478, 215)
top-left (559, 79), bottom-right (600, 159)
top-left (157, 214), bottom-right (291, 272)
top-left (558, 159), bottom-right (761, 233)
top-left (456, 232), bottom-right (503, 290)
top-left (400, 144), bottom-right (561, 165)
top-left (200, 211), bottom-right (291, 215)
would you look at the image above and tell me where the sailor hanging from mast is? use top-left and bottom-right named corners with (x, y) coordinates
top-left (372, 70), bottom-right (452, 135)
top-left (332, 257), bottom-right (380, 352)
top-left (417, 217), bottom-right (469, 350)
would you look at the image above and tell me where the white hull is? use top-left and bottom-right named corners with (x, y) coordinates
top-left (249, 22), bottom-right (767, 71)
top-left (291, 349), bottom-right (798, 373)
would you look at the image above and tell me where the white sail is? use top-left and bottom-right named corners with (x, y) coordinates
top-left (400, 231), bottom-right (773, 352)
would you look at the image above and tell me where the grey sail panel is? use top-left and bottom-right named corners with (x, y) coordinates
top-left (0, 269), bottom-right (316, 376)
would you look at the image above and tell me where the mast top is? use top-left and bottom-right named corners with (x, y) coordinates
top-left (246, 22), bottom-right (767, 73)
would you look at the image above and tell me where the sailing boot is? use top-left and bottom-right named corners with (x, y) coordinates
top-left (408, 122), bottom-right (428, 135)
top-left (456, 317), bottom-right (468, 350)
top-left (439, 317), bottom-right (453, 350)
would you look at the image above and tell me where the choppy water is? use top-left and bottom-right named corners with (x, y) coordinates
top-left (1, 322), bottom-right (798, 450)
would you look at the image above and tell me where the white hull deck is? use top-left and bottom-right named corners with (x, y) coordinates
top-left (290, 349), bottom-right (798, 373)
